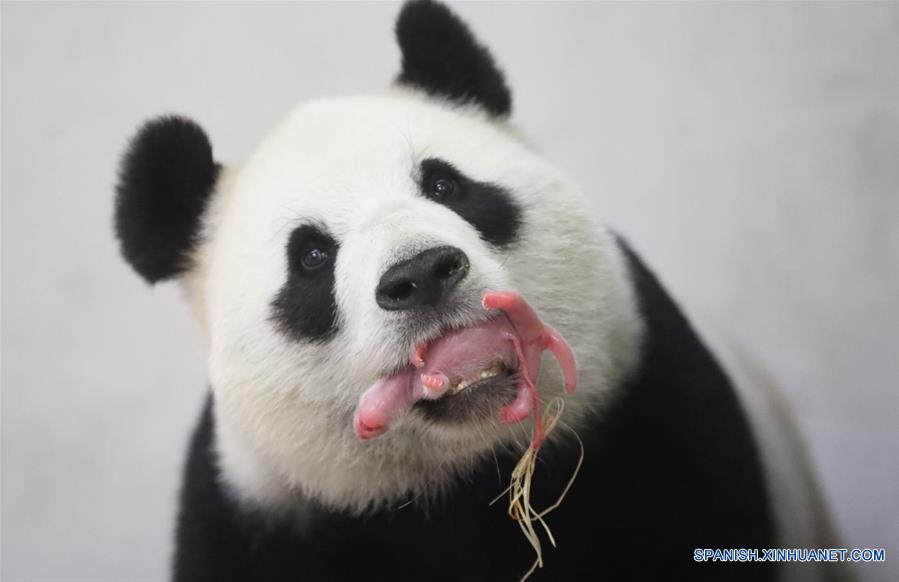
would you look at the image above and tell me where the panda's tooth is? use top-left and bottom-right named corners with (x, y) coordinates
top-left (444, 360), bottom-right (510, 397)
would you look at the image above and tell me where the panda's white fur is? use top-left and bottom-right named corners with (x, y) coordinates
top-left (188, 89), bottom-right (643, 514)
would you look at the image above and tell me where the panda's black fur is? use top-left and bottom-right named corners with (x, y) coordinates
top-left (172, 240), bottom-right (776, 582)
top-left (115, 116), bottom-right (219, 284)
top-left (396, 0), bottom-right (512, 117)
top-left (418, 157), bottom-right (523, 249)
top-left (271, 223), bottom-right (342, 342)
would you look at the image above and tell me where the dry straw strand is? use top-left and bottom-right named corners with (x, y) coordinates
top-left (491, 396), bottom-right (585, 582)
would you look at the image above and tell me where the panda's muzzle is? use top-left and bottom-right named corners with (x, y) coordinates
top-left (375, 246), bottom-right (469, 311)
top-left (353, 291), bottom-right (579, 440)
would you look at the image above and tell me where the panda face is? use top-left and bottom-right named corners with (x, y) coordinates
top-left (116, 2), bottom-right (642, 513)
top-left (207, 94), bottom-right (534, 412)
top-left (195, 93), bottom-right (638, 512)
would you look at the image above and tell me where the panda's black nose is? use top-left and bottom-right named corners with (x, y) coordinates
top-left (376, 246), bottom-right (470, 311)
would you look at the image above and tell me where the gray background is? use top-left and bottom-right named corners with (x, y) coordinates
top-left (2, 2), bottom-right (897, 581)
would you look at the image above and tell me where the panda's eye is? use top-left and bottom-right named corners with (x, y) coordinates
top-left (301, 247), bottom-right (330, 271)
top-left (431, 177), bottom-right (456, 198)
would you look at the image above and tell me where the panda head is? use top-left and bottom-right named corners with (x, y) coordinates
top-left (115, 0), bottom-right (641, 513)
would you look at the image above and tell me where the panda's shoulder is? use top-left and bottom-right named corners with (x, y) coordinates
top-left (173, 398), bottom-right (320, 580)
top-left (585, 239), bottom-right (776, 544)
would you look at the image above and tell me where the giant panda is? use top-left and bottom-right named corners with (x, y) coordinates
top-left (114, 2), bottom-right (841, 581)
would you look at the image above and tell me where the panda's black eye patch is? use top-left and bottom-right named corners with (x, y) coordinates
top-left (418, 158), bottom-right (521, 248)
top-left (271, 224), bottom-right (339, 342)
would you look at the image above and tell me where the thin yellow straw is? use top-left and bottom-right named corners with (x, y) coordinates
top-left (490, 397), bottom-right (585, 582)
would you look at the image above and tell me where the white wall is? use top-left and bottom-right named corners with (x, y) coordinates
top-left (2, 2), bottom-right (896, 581)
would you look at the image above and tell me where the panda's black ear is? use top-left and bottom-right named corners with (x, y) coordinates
top-left (114, 115), bottom-right (219, 284)
top-left (395, 0), bottom-right (512, 117)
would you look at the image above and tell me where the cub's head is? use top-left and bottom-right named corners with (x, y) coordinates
top-left (115, 0), bottom-right (640, 513)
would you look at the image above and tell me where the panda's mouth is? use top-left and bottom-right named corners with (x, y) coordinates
top-left (413, 358), bottom-right (519, 424)
top-left (353, 291), bottom-right (577, 440)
